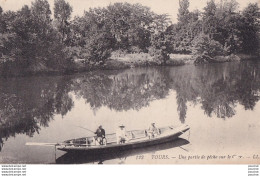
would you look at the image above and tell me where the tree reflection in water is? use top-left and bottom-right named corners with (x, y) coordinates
top-left (0, 61), bottom-right (260, 151)
top-left (0, 76), bottom-right (74, 151)
top-left (72, 68), bottom-right (170, 112)
top-left (168, 61), bottom-right (260, 121)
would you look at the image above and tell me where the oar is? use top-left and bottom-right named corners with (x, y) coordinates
top-left (25, 142), bottom-right (61, 146)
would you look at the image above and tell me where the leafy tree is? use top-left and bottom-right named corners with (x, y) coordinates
top-left (178, 0), bottom-right (190, 24)
top-left (222, 13), bottom-right (243, 54)
top-left (31, 0), bottom-right (52, 24)
top-left (0, 11), bottom-right (20, 67)
top-left (168, 0), bottom-right (202, 54)
top-left (10, 5), bottom-right (34, 67)
top-left (66, 8), bottom-right (115, 65)
top-left (213, 0), bottom-right (242, 53)
top-left (83, 32), bottom-right (115, 65)
top-left (67, 3), bottom-right (170, 65)
top-left (150, 31), bottom-right (170, 64)
top-left (54, 0), bottom-right (73, 43)
top-left (30, 0), bottom-right (67, 70)
top-left (240, 3), bottom-right (260, 55)
top-left (202, 0), bottom-right (218, 39)
top-left (105, 3), bottom-right (167, 51)
top-left (217, 0), bottom-right (239, 14)
top-left (0, 0), bottom-right (70, 76)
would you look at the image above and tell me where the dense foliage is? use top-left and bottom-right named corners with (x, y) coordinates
top-left (167, 0), bottom-right (260, 57)
top-left (0, 0), bottom-right (259, 76)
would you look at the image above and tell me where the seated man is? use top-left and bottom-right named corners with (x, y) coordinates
top-left (147, 123), bottom-right (160, 139)
top-left (116, 124), bottom-right (129, 144)
top-left (94, 125), bottom-right (106, 145)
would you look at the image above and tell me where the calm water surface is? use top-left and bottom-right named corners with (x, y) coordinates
top-left (0, 61), bottom-right (260, 164)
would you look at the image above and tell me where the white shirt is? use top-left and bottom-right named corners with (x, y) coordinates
top-left (116, 127), bottom-right (126, 138)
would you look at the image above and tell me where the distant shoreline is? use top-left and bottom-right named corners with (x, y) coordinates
top-left (0, 53), bottom-right (258, 78)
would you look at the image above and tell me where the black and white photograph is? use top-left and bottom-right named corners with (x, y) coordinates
top-left (0, 0), bottom-right (259, 166)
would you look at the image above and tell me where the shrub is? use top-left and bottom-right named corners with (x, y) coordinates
top-left (192, 33), bottom-right (225, 63)
top-left (148, 46), bottom-right (169, 65)
top-left (128, 46), bottom-right (144, 53)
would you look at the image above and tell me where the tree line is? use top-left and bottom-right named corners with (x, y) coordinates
top-left (0, 0), bottom-right (259, 76)
top-left (168, 0), bottom-right (260, 62)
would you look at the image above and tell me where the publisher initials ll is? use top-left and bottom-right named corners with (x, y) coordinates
top-left (253, 155), bottom-right (259, 159)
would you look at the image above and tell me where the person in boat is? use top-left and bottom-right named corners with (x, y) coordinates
top-left (94, 125), bottom-right (106, 145)
top-left (0, 138), bottom-right (3, 152)
top-left (116, 124), bottom-right (129, 144)
top-left (147, 123), bottom-right (160, 139)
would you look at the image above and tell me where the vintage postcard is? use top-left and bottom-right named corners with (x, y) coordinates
top-left (0, 0), bottom-right (259, 166)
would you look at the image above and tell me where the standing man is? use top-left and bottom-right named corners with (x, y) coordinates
top-left (94, 125), bottom-right (106, 145)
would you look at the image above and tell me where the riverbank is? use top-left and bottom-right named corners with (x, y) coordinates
top-left (0, 52), bottom-right (258, 78)
top-left (102, 52), bottom-right (258, 70)
top-left (102, 52), bottom-right (186, 70)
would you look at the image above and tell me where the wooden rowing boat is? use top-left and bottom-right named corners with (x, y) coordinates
top-left (56, 125), bottom-right (190, 153)
top-left (55, 138), bottom-right (190, 164)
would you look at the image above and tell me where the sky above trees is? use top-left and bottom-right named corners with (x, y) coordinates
top-left (0, 0), bottom-right (258, 23)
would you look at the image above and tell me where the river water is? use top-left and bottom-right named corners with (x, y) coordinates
top-left (0, 61), bottom-right (260, 164)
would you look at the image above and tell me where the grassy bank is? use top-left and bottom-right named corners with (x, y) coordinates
top-left (195, 54), bottom-right (259, 64)
top-left (103, 51), bottom-right (186, 70)
top-left (105, 51), bottom-right (259, 69)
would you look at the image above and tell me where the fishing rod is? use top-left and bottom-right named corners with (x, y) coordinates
top-left (75, 126), bottom-right (95, 133)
